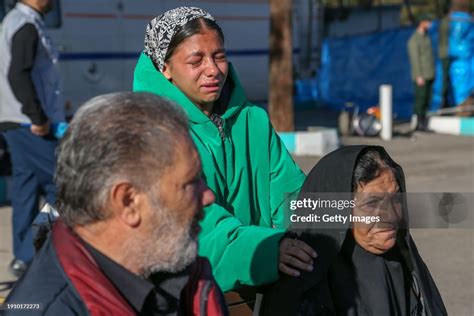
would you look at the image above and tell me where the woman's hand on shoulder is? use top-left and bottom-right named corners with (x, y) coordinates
top-left (278, 238), bottom-right (317, 277)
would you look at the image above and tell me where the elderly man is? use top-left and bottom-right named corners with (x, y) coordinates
top-left (4, 92), bottom-right (227, 315)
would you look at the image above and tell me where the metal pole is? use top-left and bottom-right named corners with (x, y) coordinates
top-left (380, 85), bottom-right (392, 141)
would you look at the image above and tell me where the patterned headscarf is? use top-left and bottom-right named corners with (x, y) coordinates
top-left (144, 7), bottom-right (216, 72)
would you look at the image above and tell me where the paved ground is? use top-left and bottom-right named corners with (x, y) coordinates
top-left (0, 131), bottom-right (473, 314)
top-left (0, 205), bottom-right (14, 304)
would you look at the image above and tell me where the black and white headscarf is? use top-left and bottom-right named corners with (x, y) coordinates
top-left (144, 7), bottom-right (215, 72)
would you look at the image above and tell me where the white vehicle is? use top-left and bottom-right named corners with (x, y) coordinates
top-left (1, 0), bottom-right (401, 115)
top-left (1, 0), bottom-right (285, 115)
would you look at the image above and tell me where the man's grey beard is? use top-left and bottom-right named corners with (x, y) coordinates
top-left (133, 203), bottom-right (199, 278)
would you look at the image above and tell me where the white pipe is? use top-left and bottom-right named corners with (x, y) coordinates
top-left (380, 85), bottom-right (392, 141)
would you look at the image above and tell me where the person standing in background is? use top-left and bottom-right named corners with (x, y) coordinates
top-left (0, 0), bottom-right (63, 277)
top-left (407, 15), bottom-right (435, 132)
top-left (439, 12), bottom-right (451, 108)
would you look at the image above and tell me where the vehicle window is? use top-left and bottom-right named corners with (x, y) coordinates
top-left (45, 0), bottom-right (62, 28)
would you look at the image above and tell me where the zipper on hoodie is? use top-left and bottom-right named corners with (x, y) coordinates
top-left (210, 113), bottom-right (225, 141)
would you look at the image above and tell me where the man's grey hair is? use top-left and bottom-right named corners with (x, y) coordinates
top-left (55, 92), bottom-right (189, 227)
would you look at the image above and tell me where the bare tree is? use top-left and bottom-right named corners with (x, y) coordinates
top-left (400, 0), bottom-right (416, 24)
top-left (269, 0), bottom-right (294, 132)
top-left (452, 0), bottom-right (470, 12)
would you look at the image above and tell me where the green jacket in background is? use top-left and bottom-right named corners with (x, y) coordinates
top-left (133, 53), bottom-right (306, 291)
top-left (407, 31), bottom-right (435, 81)
top-left (439, 16), bottom-right (450, 59)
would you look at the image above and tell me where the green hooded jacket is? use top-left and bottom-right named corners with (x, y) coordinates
top-left (133, 53), bottom-right (305, 291)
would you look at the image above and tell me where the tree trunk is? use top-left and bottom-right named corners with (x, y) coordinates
top-left (269, 0), bottom-right (294, 132)
top-left (403, 0), bottom-right (416, 24)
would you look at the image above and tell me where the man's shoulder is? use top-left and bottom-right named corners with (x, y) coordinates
top-left (3, 7), bottom-right (33, 26)
top-left (2, 8), bottom-right (38, 39)
top-left (2, 7), bottom-right (22, 23)
top-left (5, 238), bottom-right (87, 315)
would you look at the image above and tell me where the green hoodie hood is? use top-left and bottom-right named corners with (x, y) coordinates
top-left (133, 52), bottom-right (245, 123)
top-left (133, 53), bottom-right (305, 291)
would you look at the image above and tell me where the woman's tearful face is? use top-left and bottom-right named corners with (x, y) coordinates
top-left (162, 28), bottom-right (228, 113)
top-left (352, 169), bottom-right (403, 255)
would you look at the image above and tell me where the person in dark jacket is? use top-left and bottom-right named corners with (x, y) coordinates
top-left (438, 13), bottom-right (451, 108)
top-left (5, 92), bottom-right (228, 316)
top-left (407, 16), bottom-right (435, 131)
top-left (262, 146), bottom-right (446, 316)
top-left (0, 0), bottom-right (64, 277)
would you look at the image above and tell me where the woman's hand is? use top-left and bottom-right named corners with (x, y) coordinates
top-left (279, 238), bottom-right (317, 277)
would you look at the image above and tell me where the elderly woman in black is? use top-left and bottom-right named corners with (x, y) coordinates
top-left (262, 145), bottom-right (446, 316)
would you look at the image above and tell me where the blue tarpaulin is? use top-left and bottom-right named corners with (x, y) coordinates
top-left (316, 27), bottom-right (414, 119)
top-left (432, 11), bottom-right (473, 108)
top-left (297, 12), bottom-right (473, 119)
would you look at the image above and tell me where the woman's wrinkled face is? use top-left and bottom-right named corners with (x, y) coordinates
top-left (162, 28), bottom-right (228, 113)
top-left (352, 169), bottom-right (403, 255)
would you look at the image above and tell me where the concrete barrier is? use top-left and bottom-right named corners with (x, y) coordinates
top-left (278, 127), bottom-right (340, 156)
top-left (428, 116), bottom-right (474, 136)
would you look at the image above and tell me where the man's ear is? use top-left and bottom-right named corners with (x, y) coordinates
top-left (109, 182), bottom-right (143, 228)
top-left (162, 63), bottom-right (172, 80)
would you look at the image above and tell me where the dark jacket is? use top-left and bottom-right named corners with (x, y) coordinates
top-left (407, 31), bottom-right (435, 81)
top-left (5, 220), bottom-right (228, 316)
top-left (262, 146), bottom-right (447, 316)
